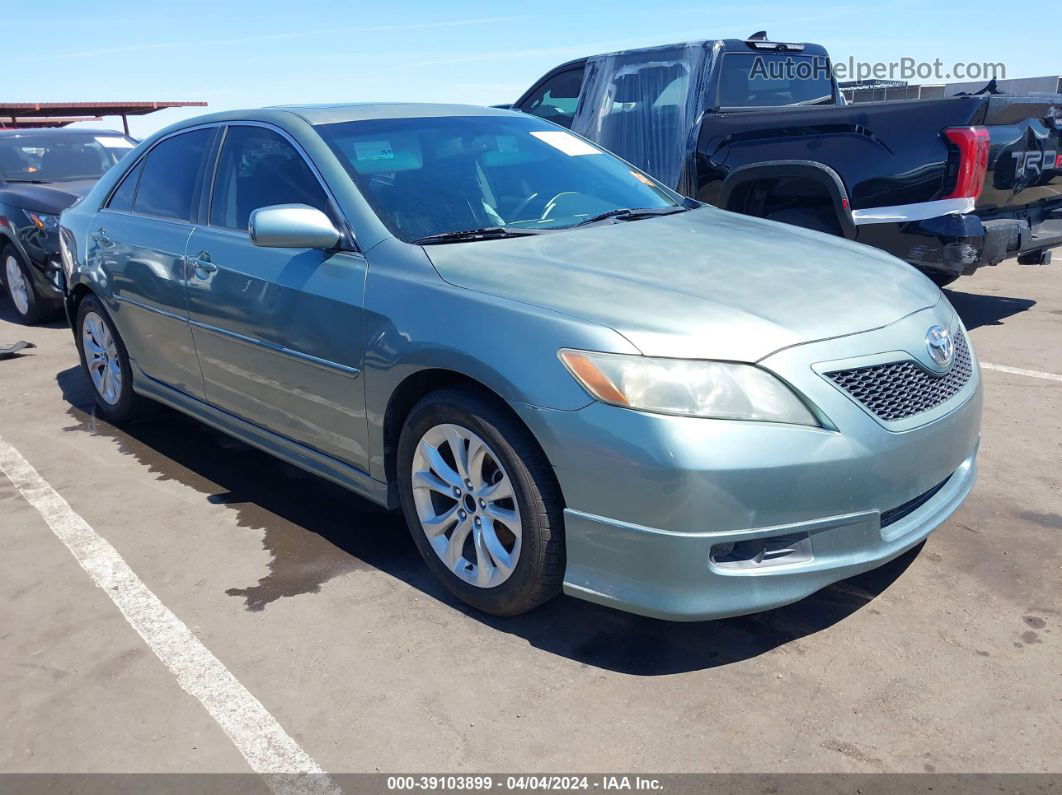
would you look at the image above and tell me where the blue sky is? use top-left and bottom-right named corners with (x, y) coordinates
top-left (9, 0), bottom-right (1057, 138)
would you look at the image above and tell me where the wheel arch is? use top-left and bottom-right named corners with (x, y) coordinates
top-left (64, 281), bottom-right (97, 328)
top-left (0, 228), bottom-right (36, 284)
top-left (380, 367), bottom-right (565, 509)
top-left (719, 160), bottom-right (856, 239)
top-left (0, 226), bottom-right (27, 260)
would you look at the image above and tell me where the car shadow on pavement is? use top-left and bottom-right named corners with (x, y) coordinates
top-left (944, 288), bottom-right (1035, 331)
top-left (57, 366), bottom-right (920, 677)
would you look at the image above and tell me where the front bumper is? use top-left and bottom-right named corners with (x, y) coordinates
top-left (513, 301), bottom-right (983, 621)
top-left (559, 450), bottom-right (975, 621)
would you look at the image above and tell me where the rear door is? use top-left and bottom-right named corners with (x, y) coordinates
top-left (88, 126), bottom-right (215, 398)
top-left (184, 123), bottom-right (370, 469)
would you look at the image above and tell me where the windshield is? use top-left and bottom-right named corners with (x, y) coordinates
top-left (718, 52), bottom-right (836, 107)
top-left (317, 115), bottom-right (681, 242)
top-left (0, 132), bottom-right (136, 182)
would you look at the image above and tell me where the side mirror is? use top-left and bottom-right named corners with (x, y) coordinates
top-left (248, 204), bottom-right (341, 249)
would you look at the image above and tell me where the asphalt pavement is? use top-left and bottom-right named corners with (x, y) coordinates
top-left (1, 258), bottom-right (1058, 780)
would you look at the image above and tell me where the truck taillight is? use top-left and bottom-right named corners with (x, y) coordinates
top-left (943, 126), bottom-right (990, 199)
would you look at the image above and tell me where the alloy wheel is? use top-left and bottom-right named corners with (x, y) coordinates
top-left (410, 423), bottom-right (522, 588)
top-left (82, 311), bottom-right (123, 405)
top-left (5, 255), bottom-right (30, 316)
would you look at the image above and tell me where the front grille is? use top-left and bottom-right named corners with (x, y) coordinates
top-left (879, 476), bottom-right (951, 528)
top-left (825, 330), bottom-right (972, 422)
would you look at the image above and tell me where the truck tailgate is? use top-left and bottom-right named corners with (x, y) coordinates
top-left (978, 97), bottom-right (1062, 215)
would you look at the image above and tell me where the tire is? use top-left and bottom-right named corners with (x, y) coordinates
top-left (764, 207), bottom-right (841, 236)
top-left (397, 387), bottom-right (565, 616)
top-left (924, 271), bottom-right (960, 288)
top-left (74, 294), bottom-right (147, 422)
top-left (2, 245), bottom-right (53, 325)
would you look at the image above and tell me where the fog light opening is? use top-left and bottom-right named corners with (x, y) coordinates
top-left (710, 533), bottom-right (813, 570)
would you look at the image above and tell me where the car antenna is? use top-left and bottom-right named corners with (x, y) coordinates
top-left (747, 31), bottom-right (768, 41)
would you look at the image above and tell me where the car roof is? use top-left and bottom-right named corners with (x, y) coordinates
top-left (273, 102), bottom-right (518, 125)
top-left (557, 38), bottom-right (830, 62)
top-left (168, 103), bottom-right (518, 131)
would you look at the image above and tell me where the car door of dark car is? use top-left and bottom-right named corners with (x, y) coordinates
top-left (88, 127), bottom-right (215, 398)
top-left (184, 123), bottom-right (370, 470)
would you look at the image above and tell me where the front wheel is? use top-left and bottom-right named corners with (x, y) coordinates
top-left (3, 246), bottom-right (53, 325)
top-left (397, 388), bottom-right (565, 616)
top-left (74, 294), bottom-right (146, 422)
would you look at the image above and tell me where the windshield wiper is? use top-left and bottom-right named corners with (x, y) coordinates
top-left (3, 178), bottom-right (49, 184)
top-left (411, 226), bottom-right (548, 245)
top-left (574, 206), bottom-right (688, 227)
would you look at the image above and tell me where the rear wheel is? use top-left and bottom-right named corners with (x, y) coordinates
top-left (74, 294), bottom-right (146, 422)
top-left (764, 207), bottom-right (841, 236)
top-left (2, 246), bottom-right (52, 325)
top-left (397, 387), bottom-right (565, 616)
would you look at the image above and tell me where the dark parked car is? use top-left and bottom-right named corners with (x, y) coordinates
top-left (0, 127), bottom-right (136, 323)
top-left (512, 35), bottom-right (1062, 285)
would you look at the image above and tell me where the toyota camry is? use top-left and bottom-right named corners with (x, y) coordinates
top-left (58, 104), bottom-right (981, 620)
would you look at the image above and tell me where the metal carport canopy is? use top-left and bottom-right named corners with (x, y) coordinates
top-left (0, 101), bottom-right (207, 133)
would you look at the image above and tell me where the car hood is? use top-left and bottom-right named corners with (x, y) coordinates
top-left (0, 178), bottom-right (96, 214)
top-left (423, 207), bottom-right (941, 361)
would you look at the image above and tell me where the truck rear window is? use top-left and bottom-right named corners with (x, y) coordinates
top-left (718, 52), bottom-right (835, 108)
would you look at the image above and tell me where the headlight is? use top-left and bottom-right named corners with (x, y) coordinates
top-left (25, 210), bottom-right (60, 231)
top-left (559, 349), bottom-right (819, 426)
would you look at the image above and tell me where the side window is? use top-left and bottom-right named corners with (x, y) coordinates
top-left (105, 160), bottom-right (143, 212)
top-left (133, 128), bottom-right (212, 222)
top-left (518, 68), bottom-right (585, 129)
top-left (210, 126), bottom-right (330, 231)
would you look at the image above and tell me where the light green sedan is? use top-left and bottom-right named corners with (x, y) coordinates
top-left (59, 104), bottom-right (982, 620)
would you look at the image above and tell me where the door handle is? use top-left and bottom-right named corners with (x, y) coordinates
top-left (187, 252), bottom-right (218, 278)
top-left (90, 228), bottom-right (111, 245)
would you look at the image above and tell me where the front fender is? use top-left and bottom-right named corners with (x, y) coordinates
top-left (360, 237), bottom-right (638, 479)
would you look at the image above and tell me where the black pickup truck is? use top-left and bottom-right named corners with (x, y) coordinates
top-left (511, 35), bottom-right (1062, 285)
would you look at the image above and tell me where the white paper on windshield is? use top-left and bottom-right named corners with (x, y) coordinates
top-left (530, 130), bottom-right (601, 156)
top-left (353, 140), bottom-right (394, 161)
top-left (95, 136), bottom-right (134, 148)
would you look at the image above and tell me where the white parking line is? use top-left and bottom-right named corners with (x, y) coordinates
top-left (981, 362), bottom-right (1062, 383)
top-left (0, 436), bottom-right (339, 795)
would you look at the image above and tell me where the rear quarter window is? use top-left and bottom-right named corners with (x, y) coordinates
top-left (718, 52), bottom-right (834, 107)
top-left (105, 160), bottom-right (143, 212)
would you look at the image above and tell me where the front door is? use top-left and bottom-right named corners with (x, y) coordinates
top-left (89, 127), bottom-right (215, 398)
top-left (184, 124), bottom-right (370, 469)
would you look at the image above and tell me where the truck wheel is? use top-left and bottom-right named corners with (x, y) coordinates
top-left (397, 387), bottom-right (565, 616)
top-left (765, 208), bottom-right (841, 236)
